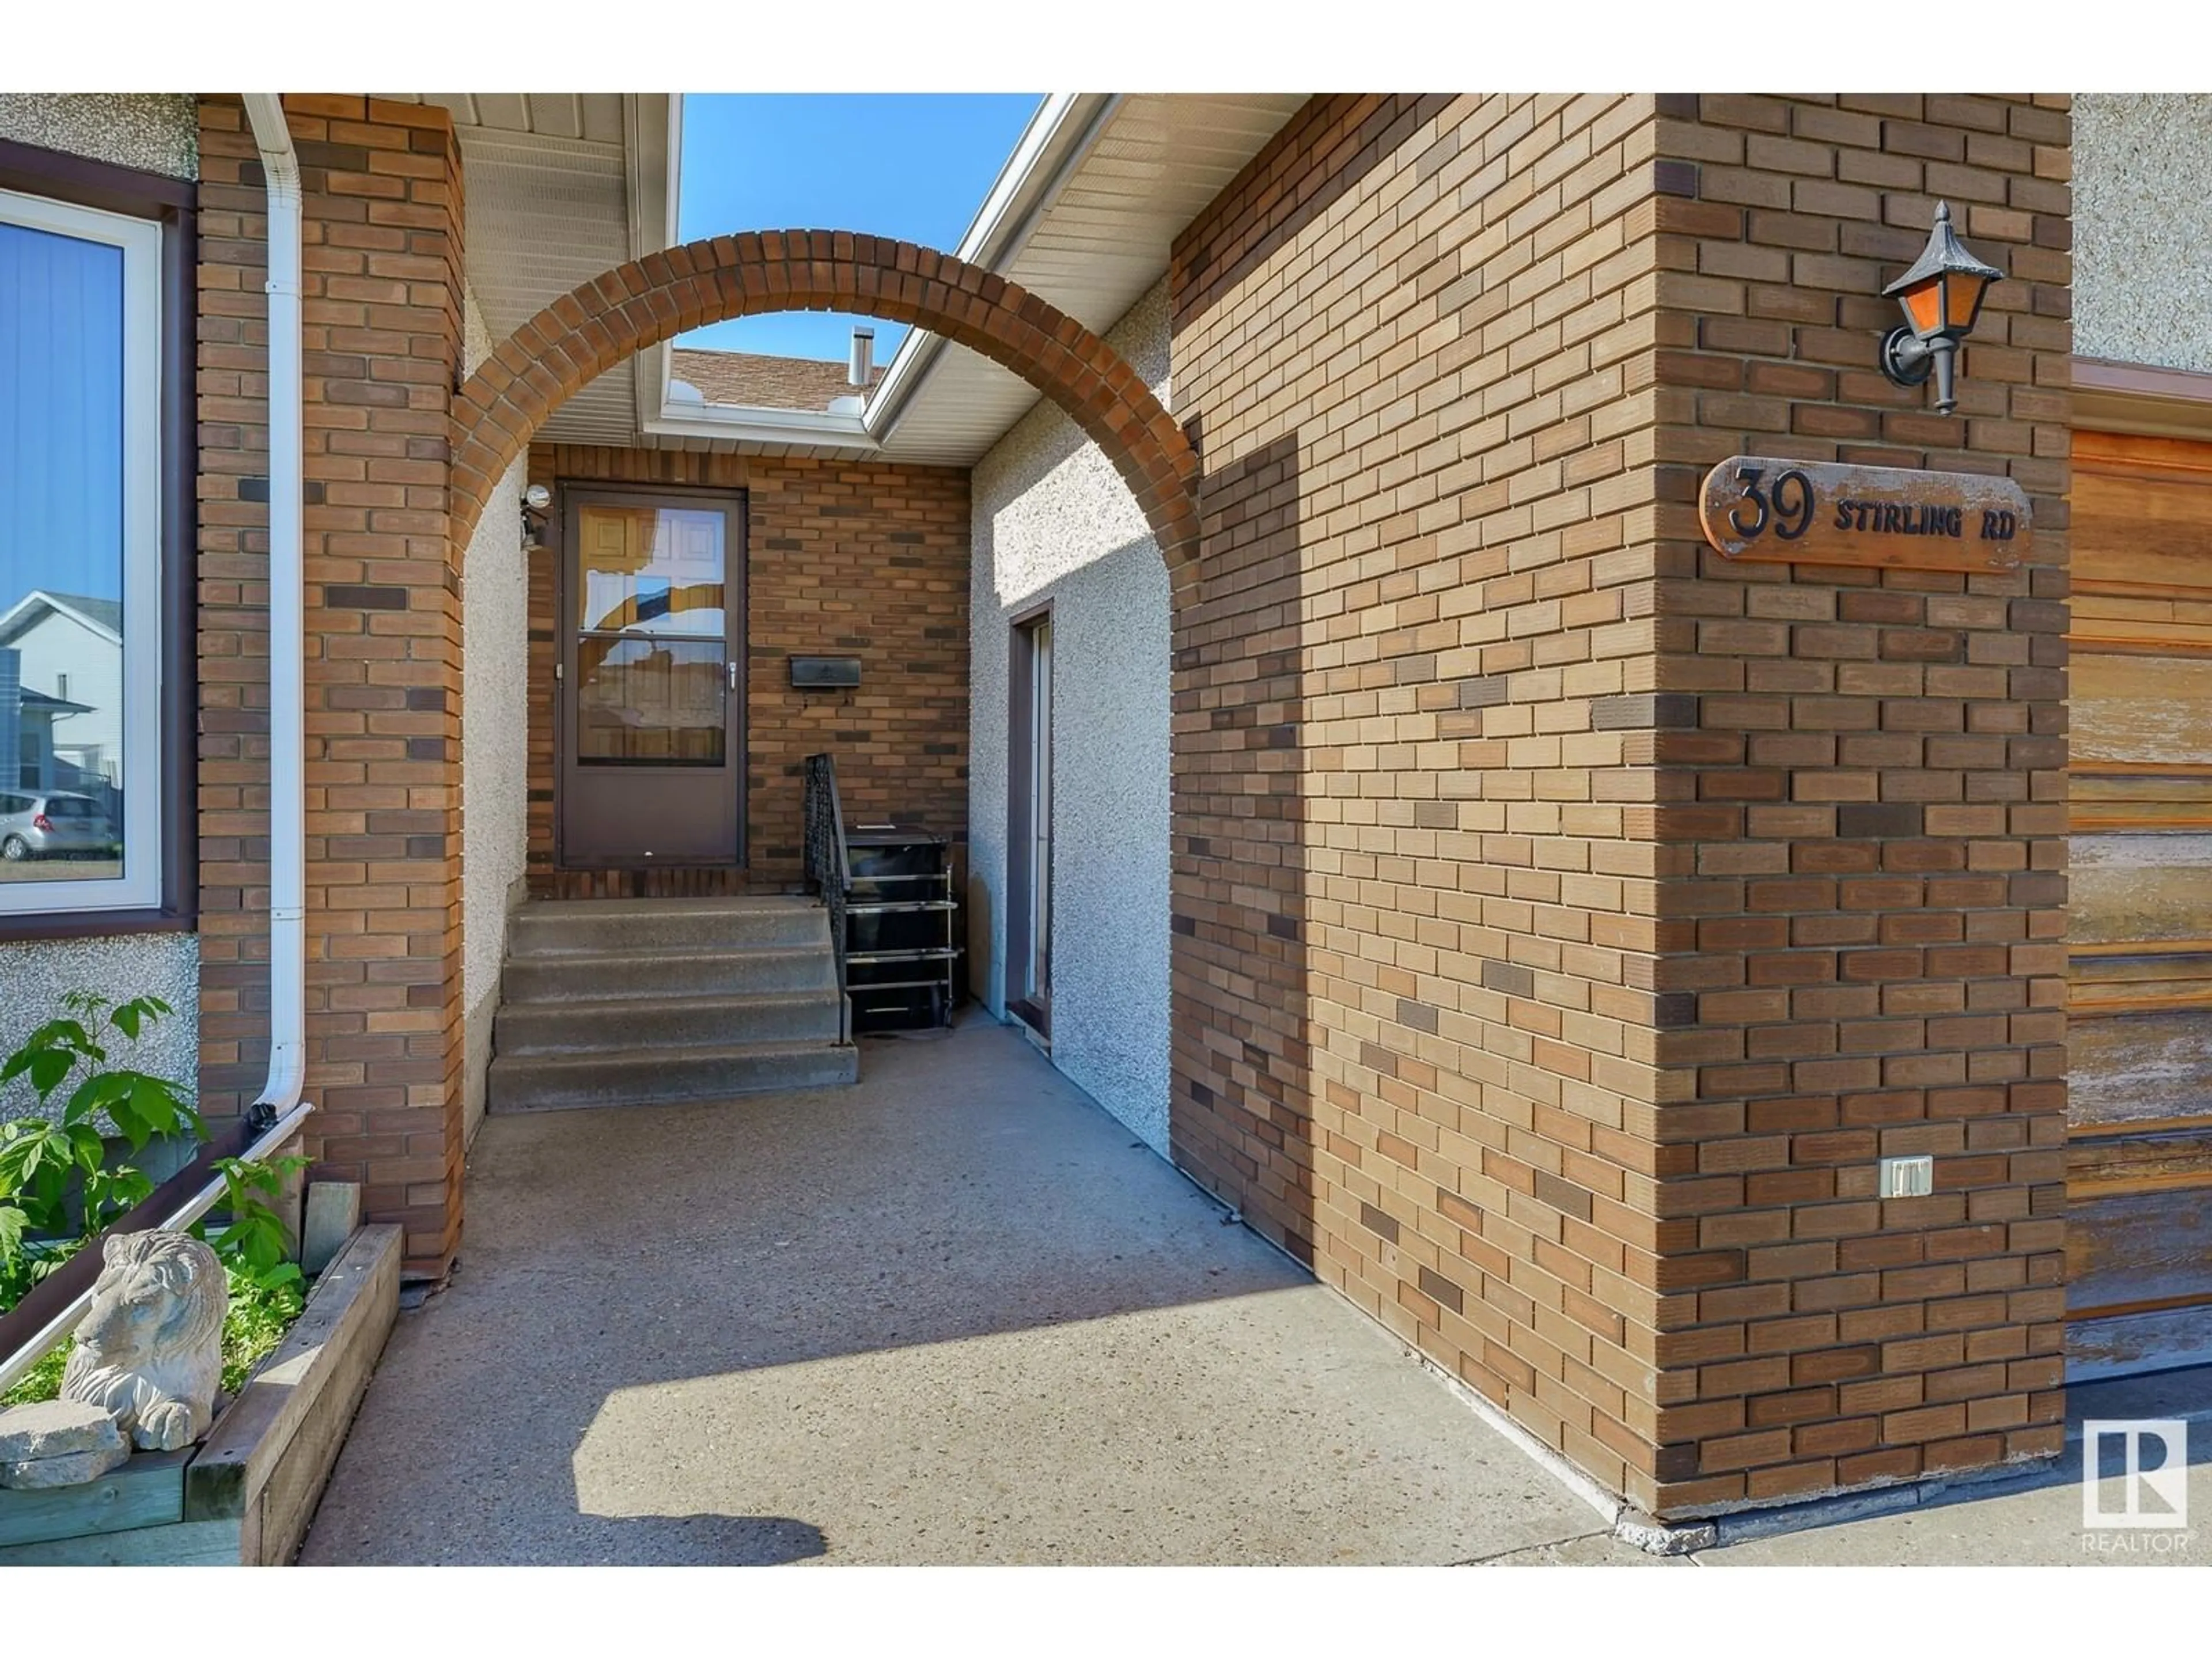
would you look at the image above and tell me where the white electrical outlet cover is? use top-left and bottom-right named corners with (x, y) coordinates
top-left (1878, 1154), bottom-right (1934, 1199)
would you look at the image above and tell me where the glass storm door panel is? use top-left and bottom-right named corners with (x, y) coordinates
top-left (558, 489), bottom-right (744, 868)
top-left (1026, 615), bottom-right (1053, 1009)
top-left (1007, 611), bottom-right (1052, 1034)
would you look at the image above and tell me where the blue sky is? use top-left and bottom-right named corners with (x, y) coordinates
top-left (1, 222), bottom-right (123, 611)
top-left (675, 94), bottom-right (1041, 364)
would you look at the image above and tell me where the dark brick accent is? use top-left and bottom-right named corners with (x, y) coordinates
top-left (1593, 692), bottom-right (1700, 730)
top-left (1534, 1170), bottom-right (1596, 1222)
top-left (1482, 959), bottom-right (1535, 998)
top-left (1836, 803), bottom-right (1925, 839)
top-left (1416, 1266), bottom-right (1465, 1315)
top-left (237, 475), bottom-right (325, 504)
top-left (323, 584), bottom-right (408, 611)
top-left (1359, 1202), bottom-right (1401, 1243)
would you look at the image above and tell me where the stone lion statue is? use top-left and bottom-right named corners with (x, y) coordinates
top-left (61, 1229), bottom-right (227, 1453)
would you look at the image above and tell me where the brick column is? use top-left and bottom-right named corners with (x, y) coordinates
top-left (196, 94), bottom-right (468, 1278)
top-left (1645, 94), bottom-right (2071, 1516)
top-left (1168, 91), bottom-right (2070, 1527)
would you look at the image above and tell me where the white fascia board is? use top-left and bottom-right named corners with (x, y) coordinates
top-left (641, 402), bottom-right (880, 452)
top-left (862, 92), bottom-right (1120, 444)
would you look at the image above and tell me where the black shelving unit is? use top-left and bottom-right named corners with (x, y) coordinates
top-left (842, 824), bottom-right (957, 1032)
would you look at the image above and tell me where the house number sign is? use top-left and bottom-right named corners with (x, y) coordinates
top-left (1698, 455), bottom-right (2032, 573)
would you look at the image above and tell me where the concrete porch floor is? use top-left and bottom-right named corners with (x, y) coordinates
top-left (298, 1011), bottom-right (2212, 1567)
top-left (298, 1014), bottom-right (1615, 1565)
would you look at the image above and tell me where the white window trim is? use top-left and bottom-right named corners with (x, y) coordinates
top-left (1, 186), bottom-right (164, 916)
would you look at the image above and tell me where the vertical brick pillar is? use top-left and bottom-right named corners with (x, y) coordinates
top-left (196, 95), bottom-right (467, 1278)
top-left (1646, 94), bottom-right (2071, 1516)
top-left (1168, 90), bottom-right (2071, 1526)
top-left (1169, 93), bottom-right (1680, 1509)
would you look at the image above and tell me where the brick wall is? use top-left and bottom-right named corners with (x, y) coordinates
top-left (524, 445), bottom-right (970, 896)
top-left (196, 94), bottom-right (469, 1278)
top-left (1643, 93), bottom-right (2071, 1516)
top-left (1169, 94), bottom-right (1677, 1506)
top-left (1167, 92), bottom-right (2071, 1522)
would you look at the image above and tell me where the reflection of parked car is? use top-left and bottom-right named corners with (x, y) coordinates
top-left (0, 790), bottom-right (116, 861)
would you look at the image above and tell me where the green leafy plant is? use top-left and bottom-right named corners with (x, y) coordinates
top-left (193, 1153), bottom-right (312, 1393)
top-left (0, 993), bottom-right (204, 1312)
top-left (202, 1154), bottom-right (309, 1284)
top-left (1, 995), bottom-right (319, 1410)
top-left (5, 1153), bottom-right (319, 1407)
top-left (0, 1339), bottom-right (66, 1407)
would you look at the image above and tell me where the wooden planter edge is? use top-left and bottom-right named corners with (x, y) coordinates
top-left (0, 1222), bottom-right (401, 1566)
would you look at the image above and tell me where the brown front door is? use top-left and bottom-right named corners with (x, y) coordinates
top-left (558, 486), bottom-right (745, 869)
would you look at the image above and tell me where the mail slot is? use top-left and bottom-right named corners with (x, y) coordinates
top-left (790, 656), bottom-right (862, 688)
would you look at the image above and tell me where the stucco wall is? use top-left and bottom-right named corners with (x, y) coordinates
top-left (0, 97), bottom-right (200, 1129)
top-left (0, 934), bottom-right (200, 1123)
top-left (2075, 94), bottom-right (2212, 372)
top-left (459, 289), bottom-right (529, 1147)
top-left (969, 281), bottom-right (1173, 1153)
top-left (0, 94), bottom-right (196, 179)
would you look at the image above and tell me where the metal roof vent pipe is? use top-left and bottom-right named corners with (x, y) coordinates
top-left (849, 325), bottom-right (874, 388)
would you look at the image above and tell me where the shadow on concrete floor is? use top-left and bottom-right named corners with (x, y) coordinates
top-left (298, 1015), bottom-right (1605, 1566)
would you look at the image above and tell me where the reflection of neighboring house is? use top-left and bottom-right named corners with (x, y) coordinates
top-left (0, 591), bottom-right (123, 794)
top-left (0, 671), bottom-right (97, 791)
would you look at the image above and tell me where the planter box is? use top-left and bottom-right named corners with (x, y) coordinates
top-left (0, 1223), bottom-right (400, 1566)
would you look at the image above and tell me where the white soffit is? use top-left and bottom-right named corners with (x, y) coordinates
top-left (375, 93), bottom-right (676, 447)
top-left (868, 92), bottom-right (1307, 467)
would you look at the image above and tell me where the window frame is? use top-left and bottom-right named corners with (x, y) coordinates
top-left (0, 138), bottom-right (195, 940)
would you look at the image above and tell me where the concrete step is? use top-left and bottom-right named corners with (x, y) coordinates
top-left (494, 989), bottom-right (842, 1057)
top-left (500, 945), bottom-right (837, 1005)
top-left (487, 1040), bottom-right (860, 1113)
top-left (507, 896), bottom-right (827, 956)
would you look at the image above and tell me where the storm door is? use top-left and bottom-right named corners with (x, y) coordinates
top-left (558, 487), bottom-right (745, 868)
top-left (1007, 608), bottom-right (1054, 1035)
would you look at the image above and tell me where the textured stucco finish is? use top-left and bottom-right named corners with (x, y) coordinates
top-left (969, 281), bottom-right (1172, 1152)
top-left (2076, 94), bottom-right (2212, 372)
top-left (0, 94), bottom-right (196, 180)
top-left (460, 445), bottom-right (529, 1147)
top-left (0, 96), bottom-right (200, 1130)
top-left (0, 933), bottom-right (200, 1123)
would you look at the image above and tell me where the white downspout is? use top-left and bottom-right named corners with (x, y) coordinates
top-left (241, 94), bottom-right (306, 1131)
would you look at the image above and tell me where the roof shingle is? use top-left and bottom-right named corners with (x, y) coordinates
top-left (668, 347), bottom-right (885, 413)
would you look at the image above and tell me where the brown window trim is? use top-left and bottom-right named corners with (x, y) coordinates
top-left (0, 137), bottom-right (198, 944)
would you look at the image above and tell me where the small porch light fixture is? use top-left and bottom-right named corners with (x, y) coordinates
top-left (1878, 200), bottom-right (2003, 417)
top-left (521, 482), bottom-right (552, 551)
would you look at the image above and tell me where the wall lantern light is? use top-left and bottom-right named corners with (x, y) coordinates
top-left (520, 482), bottom-right (552, 551)
top-left (1884, 203), bottom-right (2008, 418)
top-left (1878, 200), bottom-right (2003, 417)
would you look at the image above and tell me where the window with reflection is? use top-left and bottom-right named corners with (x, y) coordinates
top-left (573, 503), bottom-right (729, 766)
top-left (1, 183), bottom-right (164, 916)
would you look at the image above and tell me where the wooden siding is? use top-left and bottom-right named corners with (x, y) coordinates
top-left (2068, 429), bottom-right (2212, 1376)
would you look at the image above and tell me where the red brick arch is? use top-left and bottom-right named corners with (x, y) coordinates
top-left (450, 230), bottom-right (1199, 588)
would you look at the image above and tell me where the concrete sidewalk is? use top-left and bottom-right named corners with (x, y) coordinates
top-left (300, 1016), bottom-right (1612, 1565)
top-left (299, 1012), bottom-right (2212, 1567)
